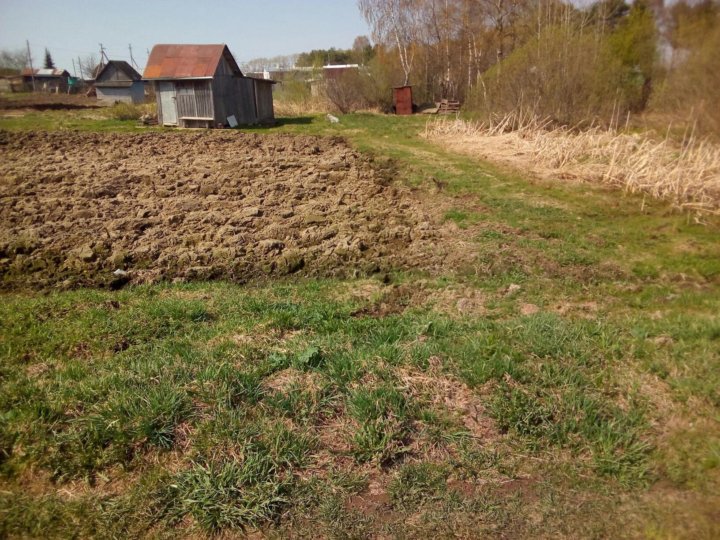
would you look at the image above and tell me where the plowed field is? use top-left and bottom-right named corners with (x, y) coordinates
top-left (0, 130), bottom-right (449, 288)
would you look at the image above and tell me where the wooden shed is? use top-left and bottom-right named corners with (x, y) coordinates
top-left (143, 44), bottom-right (276, 128)
top-left (21, 68), bottom-right (70, 93)
top-left (94, 60), bottom-right (145, 104)
top-left (393, 85), bottom-right (413, 115)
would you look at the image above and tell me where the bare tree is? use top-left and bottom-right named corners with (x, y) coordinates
top-left (79, 53), bottom-right (100, 79)
top-left (0, 49), bottom-right (27, 71)
top-left (358, 0), bottom-right (423, 85)
top-left (353, 35), bottom-right (372, 51)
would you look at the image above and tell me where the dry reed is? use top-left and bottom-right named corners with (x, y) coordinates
top-left (273, 96), bottom-right (332, 116)
top-left (425, 113), bottom-right (720, 216)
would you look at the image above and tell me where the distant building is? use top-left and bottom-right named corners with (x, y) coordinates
top-left (311, 64), bottom-right (361, 97)
top-left (322, 64), bottom-right (360, 79)
top-left (143, 44), bottom-right (275, 128)
top-left (94, 60), bottom-right (146, 104)
top-left (21, 68), bottom-right (70, 93)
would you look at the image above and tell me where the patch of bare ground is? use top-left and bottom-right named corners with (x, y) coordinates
top-left (552, 300), bottom-right (599, 318)
top-left (0, 94), bottom-right (104, 111)
top-left (262, 368), bottom-right (322, 394)
top-left (349, 282), bottom-right (431, 318)
top-left (428, 284), bottom-right (488, 317)
top-left (210, 325), bottom-right (307, 353)
top-left (337, 279), bottom-right (488, 318)
top-left (399, 366), bottom-right (499, 444)
top-left (0, 130), bottom-right (470, 289)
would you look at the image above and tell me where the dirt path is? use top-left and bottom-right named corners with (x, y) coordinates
top-left (0, 130), bottom-right (461, 289)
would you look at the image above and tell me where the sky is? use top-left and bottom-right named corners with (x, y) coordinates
top-left (0, 0), bottom-right (370, 74)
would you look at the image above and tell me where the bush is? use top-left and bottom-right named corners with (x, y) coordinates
top-left (651, 22), bottom-right (720, 136)
top-left (325, 70), bottom-right (368, 114)
top-left (273, 78), bottom-right (330, 115)
top-left (108, 102), bottom-right (155, 121)
top-left (467, 24), bottom-right (644, 127)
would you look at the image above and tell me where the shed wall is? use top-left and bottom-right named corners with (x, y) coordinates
top-left (176, 80), bottom-right (213, 120)
top-left (28, 77), bottom-right (68, 93)
top-left (97, 64), bottom-right (129, 83)
top-left (130, 81), bottom-right (145, 103)
top-left (212, 75), bottom-right (256, 126)
top-left (254, 80), bottom-right (274, 122)
top-left (96, 82), bottom-right (145, 104)
top-left (97, 87), bottom-right (133, 104)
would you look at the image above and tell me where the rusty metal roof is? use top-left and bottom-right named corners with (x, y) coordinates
top-left (143, 44), bottom-right (242, 80)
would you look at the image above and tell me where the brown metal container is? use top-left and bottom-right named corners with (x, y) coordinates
top-left (393, 85), bottom-right (413, 115)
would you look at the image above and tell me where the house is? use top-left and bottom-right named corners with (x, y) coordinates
top-left (94, 60), bottom-right (145, 104)
top-left (21, 68), bottom-right (70, 93)
top-left (143, 44), bottom-right (275, 128)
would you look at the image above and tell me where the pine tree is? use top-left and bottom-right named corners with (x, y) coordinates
top-left (43, 48), bottom-right (55, 69)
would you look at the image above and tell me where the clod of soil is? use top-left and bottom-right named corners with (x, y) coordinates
top-left (0, 130), bottom-right (447, 289)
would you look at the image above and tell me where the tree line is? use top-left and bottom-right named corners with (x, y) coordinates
top-left (0, 47), bottom-right (101, 79)
top-left (350, 0), bottom-right (719, 131)
top-left (355, 0), bottom-right (720, 130)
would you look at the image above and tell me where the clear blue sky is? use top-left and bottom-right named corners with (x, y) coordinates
top-left (0, 0), bottom-right (370, 74)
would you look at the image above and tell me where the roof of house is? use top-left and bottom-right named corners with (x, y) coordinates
top-left (21, 68), bottom-right (70, 77)
top-left (95, 60), bottom-right (142, 87)
top-left (143, 44), bottom-right (242, 80)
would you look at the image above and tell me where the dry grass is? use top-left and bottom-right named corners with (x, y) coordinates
top-left (107, 101), bottom-right (157, 121)
top-left (273, 96), bottom-right (331, 116)
top-left (425, 114), bottom-right (720, 216)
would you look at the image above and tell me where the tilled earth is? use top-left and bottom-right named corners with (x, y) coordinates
top-left (0, 130), bottom-right (453, 289)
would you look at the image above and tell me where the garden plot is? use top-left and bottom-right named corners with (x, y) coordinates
top-left (0, 130), bottom-right (453, 288)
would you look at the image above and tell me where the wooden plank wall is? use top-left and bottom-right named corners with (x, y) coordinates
top-left (254, 80), bottom-right (274, 122)
top-left (175, 80), bottom-right (213, 120)
top-left (212, 75), bottom-right (256, 125)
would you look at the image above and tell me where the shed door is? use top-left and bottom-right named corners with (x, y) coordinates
top-left (158, 81), bottom-right (177, 125)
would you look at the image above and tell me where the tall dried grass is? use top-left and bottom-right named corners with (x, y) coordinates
top-left (273, 96), bottom-right (331, 116)
top-left (107, 101), bottom-right (157, 121)
top-left (425, 113), bottom-right (720, 216)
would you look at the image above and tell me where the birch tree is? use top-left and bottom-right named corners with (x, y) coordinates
top-left (358, 0), bottom-right (423, 85)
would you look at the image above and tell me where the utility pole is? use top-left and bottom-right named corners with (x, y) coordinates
top-left (25, 39), bottom-right (36, 91)
top-left (98, 43), bottom-right (108, 78)
top-left (77, 56), bottom-right (83, 79)
top-left (72, 58), bottom-right (77, 78)
top-left (128, 44), bottom-right (139, 70)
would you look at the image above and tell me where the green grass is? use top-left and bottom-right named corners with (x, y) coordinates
top-left (1, 110), bottom-right (719, 537)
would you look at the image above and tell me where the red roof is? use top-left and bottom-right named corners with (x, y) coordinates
top-left (143, 44), bottom-right (242, 79)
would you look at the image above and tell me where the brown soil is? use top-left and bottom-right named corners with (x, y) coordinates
top-left (0, 130), bottom-right (452, 289)
top-left (0, 94), bottom-right (103, 111)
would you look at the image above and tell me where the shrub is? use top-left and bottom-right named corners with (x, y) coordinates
top-left (651, 22), bottom-right (720, 136)
top-left (468, 24), bottom-right (641, 126)
top-left (325, 70), bottom-right (368, 114)
top-left (273, 78), bottom-right (330, 115)
top-left (108, 102), bottom-right (155, 121)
